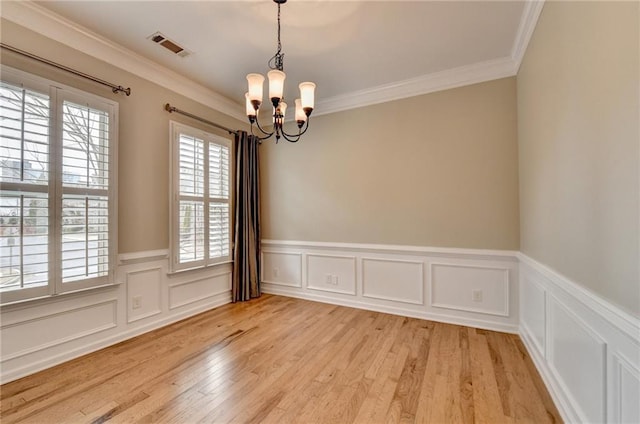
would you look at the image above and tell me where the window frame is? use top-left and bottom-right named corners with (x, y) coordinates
top-left (0, 66), bottom-right (118, 305)
top-left (169, 121), bottom-right (232, 273)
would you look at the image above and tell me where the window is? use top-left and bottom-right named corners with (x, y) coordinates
top-left (0, 67), bottom-right (118, 304)
top-left (170, 121), bottom-right (231, 272)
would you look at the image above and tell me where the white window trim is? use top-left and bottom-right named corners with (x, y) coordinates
top-left (0, 65), bottom-right (118, 305)
top-left (169, 121), bottom-right (232, 273)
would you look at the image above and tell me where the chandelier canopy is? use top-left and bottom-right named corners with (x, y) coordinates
top-left (245, 0), bottom-right (316, 143)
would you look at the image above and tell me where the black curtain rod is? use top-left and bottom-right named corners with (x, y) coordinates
top-left (164, 103), bottom-right (238, 136)
top-left (0, 43), bottom-right (131, 96)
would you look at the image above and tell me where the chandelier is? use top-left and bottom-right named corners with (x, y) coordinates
top-left (245, 0), bottom-right (316, 143)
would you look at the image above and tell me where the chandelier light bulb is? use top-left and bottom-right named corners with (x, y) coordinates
top-left (246, 73), bottom-right (264, 108)
top-left (299, 82), bottom-right (316, 115)
top-left (245, 93), bottom-right (256, 118)
top-left (268, 70), bottom-right (286, 106)
top-left (295, 99), bottom-right (306, 123)
top-left (279, 101), bottom-right (287, 119)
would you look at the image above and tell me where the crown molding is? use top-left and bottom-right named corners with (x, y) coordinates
top-left (2, 0), bottom-right (544, 119)
top-left (511, 0), bottom-right (545, 72)
top-left (314, 1), bottom-right (545, 117)
top-left (0, 1), bottom-right (246, 122)
top-left (314, 57), bottom-right (518, 117)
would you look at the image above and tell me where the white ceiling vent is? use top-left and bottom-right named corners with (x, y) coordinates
top-left (148, 32), bottom-right (191, 58)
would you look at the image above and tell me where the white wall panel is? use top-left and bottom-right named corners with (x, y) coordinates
top-left (619, 363), bottom-right (640, 424)
top-left (519, 256), bottom-right (640, 424)
top-left (549, 297), bottom-right (606, 423)
top-left (169, 272), bottom-right (231, 310)
top-left (610, 355), bottom-right (640, 424)
top-left (431, 263), bottom-right (509, 316)
top-left (261, 251), bottom-right (302, 287)
top-left (127, 267), bottom-right (162, 323)
top-left (362, 258), bottom-right (424, 305)
top-left (0, 255), bottom-right (232, 384)
top-left (1, 300), bottom-right (117, 361)
top-left (306, 254), bottom-right (356, 295)
top-left (262, 240), bottom-right (518, 332)
top-left (520, 275), bottom-right (546, 355)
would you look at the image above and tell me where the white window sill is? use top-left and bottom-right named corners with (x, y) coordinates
top-left (166, 260), bottom-right (233, 277)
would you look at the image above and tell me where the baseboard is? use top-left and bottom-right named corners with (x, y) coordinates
top-left (518, 253), bottom-right (640, 424)
top-left (263, 284), bottom-right (518, 333)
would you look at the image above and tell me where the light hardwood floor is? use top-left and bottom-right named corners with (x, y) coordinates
top-left (1, 294), bottom-right (562, 423)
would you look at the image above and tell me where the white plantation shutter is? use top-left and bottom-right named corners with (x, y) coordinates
top-left (208, 143), bottom-right (230, 259)
top-left (170, 122), bottom-right (231, 271)
top-left (61, 100), bottom-right (111, 285)
top-left (0, 67), bottom-right (117, 304)
top-left (0, 82), bottom-right (51, 299)
top-left (209, 203), bottom-right (229, 259)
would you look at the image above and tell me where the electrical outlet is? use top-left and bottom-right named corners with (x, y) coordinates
top-left (132, 295), bottom-right (142, 309)
top-left (325, 274), bottom-right (333, 285)
top-left (332, 275), bottom-right (339, 285)
top-left (273, 267), bottom-right (280, 278)
top-left (472, 290), bottom-right (483, 302)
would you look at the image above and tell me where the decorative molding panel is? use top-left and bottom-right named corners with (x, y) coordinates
top-left (262, 240), bottom-right (518, 333)
top-left (168, 271), bottom-right (232, 310)
top-left (430, 263), bottom-right (509, 317)
top-left (0, 299), bottom-right (117, 361)
top-left (0, 253), bottom-right (232, 384)
top-left (518, 253), bottom-right (639, 343)
top-left (549, 296), bottom-right (607, 424)
top-left (520, 275), bottom-right (546, 356)
top-left (362, 258), bottom-right (424, 305)
top-left (261, 251), bottom-right (303, 287)
top-left (126, 267), bottom-right (162, 323)
top-left (519, 253), bottom-right (640, 424)
top-left (611, 354), bottom-right (640, 424)
top-left (306, 254), bottom-right (357, 296)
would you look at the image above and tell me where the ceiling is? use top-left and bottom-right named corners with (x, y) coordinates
top-left (13, 1), bottom-right (539, 119)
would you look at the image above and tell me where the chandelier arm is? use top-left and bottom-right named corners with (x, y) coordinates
top-left (279, 131), bottom-right (301, 143)
top-left (297, 118), bottom-right (311, 136)
top-left (254, 116), bottom-right (275, 137)
top-left (280, 117), bottom-right (310, 138)
top-left (251, 123), bottom-right (275, 141)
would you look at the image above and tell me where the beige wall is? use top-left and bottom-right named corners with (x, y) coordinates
top-left (261, 77), bottom-right (520, 250)
top-left (1, 20), bottom-right (246, 254)
top-left (517, 2), bottom-right (639, 315)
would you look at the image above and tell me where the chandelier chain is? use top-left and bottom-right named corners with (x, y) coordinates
top-left (268, 3), bottom-right (284, 71)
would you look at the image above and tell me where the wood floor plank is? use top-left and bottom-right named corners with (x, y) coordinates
top-left (0, 294), bottom-right (563, 424)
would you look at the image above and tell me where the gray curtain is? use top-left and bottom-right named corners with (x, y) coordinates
top-left (232, 130), bottom-right (261, 302)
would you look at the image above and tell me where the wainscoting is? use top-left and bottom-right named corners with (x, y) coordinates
top-left (261, 240), bottom-right (521, 333)
top-left (519, 253), bottom-right (640, 424)
top-left (1, 241), bottom-right (638, 424)
top-left (0, 251), bottom-right (232, 384)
